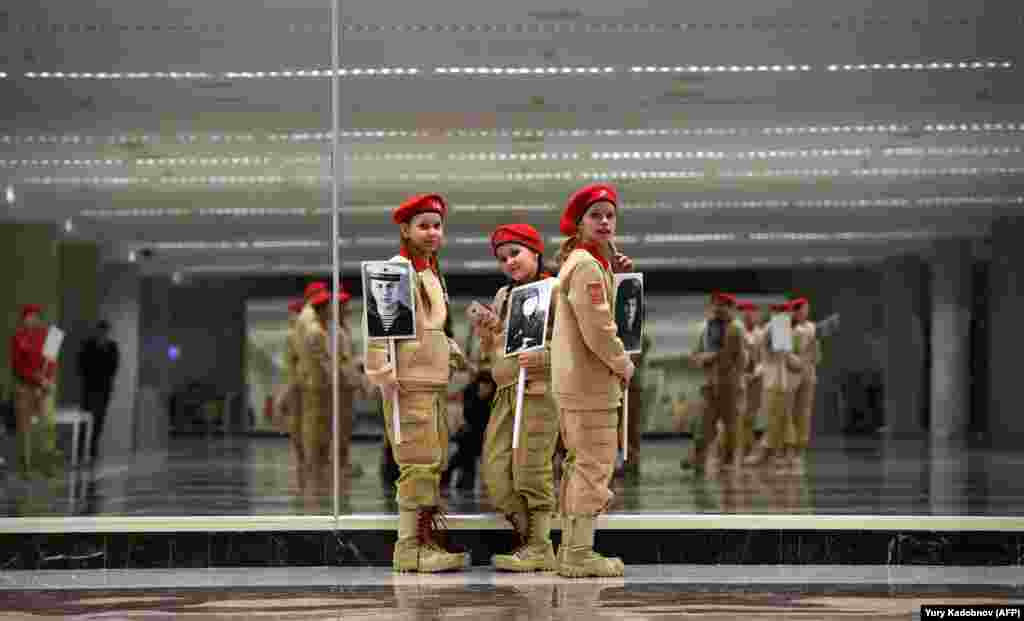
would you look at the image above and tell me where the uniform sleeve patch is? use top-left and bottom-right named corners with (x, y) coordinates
top-left (587, 281), bottom-right (605, 306)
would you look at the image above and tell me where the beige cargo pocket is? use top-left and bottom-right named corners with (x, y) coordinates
top-left (387, 391), bottom-right (439, 465)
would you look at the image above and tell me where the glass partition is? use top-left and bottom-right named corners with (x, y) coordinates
top-left (0, 1), bottom-right (1016, 520)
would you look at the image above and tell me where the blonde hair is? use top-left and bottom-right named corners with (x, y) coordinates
top-left (555, 234), bottom-right (580, 267)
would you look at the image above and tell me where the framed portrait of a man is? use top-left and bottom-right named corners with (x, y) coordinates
top-left (504, 278), bottom-right (555, 357)
top-left (614, 273), bottom-right (645, 354)
top-left (361, 261), bottom-right (417, 340)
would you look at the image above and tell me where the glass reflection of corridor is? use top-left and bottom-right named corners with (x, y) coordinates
top-left (0, 435), bottom-right (1013, 518)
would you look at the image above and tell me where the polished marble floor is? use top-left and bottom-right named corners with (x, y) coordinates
top-left (1, 566), bottom-right (1022, 620)
top-left (0, 435), bottom-right (1019, 517)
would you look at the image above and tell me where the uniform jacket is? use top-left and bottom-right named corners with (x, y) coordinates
top-left (365, 254), bottom-right (464, 390)
top-left (478, 280), bottom-right (559, 394)
top-left (759, 318), bottom-right (805, 391)
top-left (693, 317), bottom-right (747, 388)
top-left (743, 323), bottom-right (765, 386)
top-left (792, 320), bottom-right (821, 383)
top-left (550, 248), bottom-right (630, 410)
top-left (297, 312), bottom-right (360, 393)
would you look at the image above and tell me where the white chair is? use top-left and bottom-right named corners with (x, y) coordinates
top-left (55, 408), bottom-right (94, 468)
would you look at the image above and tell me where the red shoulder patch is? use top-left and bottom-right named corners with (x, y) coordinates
top-left (587, 282), bottom-right (606, 306)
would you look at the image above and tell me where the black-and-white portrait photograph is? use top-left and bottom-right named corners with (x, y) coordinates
top-left (362, 261), bottom-right (416, 340)
top-left (504, 278), bottom-right (555, 357)
top-left (614, 273), bottom-right (645, 354)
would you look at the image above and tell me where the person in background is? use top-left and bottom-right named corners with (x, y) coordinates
top-left (744, 302), bottom-right (804, 468)
top-left (442, 370), bottom-right (496, 492)
top-left (787, 297), bottom-right (821, 468)
top-left (278, 298), bottom-right (307, 469)
top-left (77, 319), bottom-right (119, 461)
top-left (688, 292), bottom-right (747, 471)
top-left (10, 304), bottom-right (57, 476)
top-left (736, 302), bottom-right (765, 462)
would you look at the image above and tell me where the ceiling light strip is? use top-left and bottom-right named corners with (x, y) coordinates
top-left (7, 123), bottom-right (1024, 146)
top-left (77, 195), bottom-right (1023, 219)
top-left (27, 167), bottom-right (1024, 186)
top-left (14, 59), bottom-right (1014, 81)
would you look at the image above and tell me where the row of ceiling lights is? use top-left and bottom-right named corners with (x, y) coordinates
top-left (5, 123), bottom-right (1024, 146)
top-left (5, 146), bottom-right (1022, 168)
top-left (20, 166), bottom-right (1024, 186)
top-left (7, 59), bottom-right (1012, 81)
top-left (72, 196), bottom-right (1024, 220)
top-left (130, 230), bottom-right (962, 252)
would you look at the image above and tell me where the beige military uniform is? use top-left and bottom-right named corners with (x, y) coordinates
top-left (758, 320), bottom-right (804, 451)
top-left (789, 320), bottom-right (820, 450)
top-left (479, 282), bottom-right (560, 515)
top-left (740, 323), bottom-right (765, 456)
top-left (365, 255), bottom-right (458, 510)
top-left (283, 314), bottom-right (306, 461)
top-left (551, 249), bottom-right (630, 515)
top-left (692, 317), bottom-right (747, 464)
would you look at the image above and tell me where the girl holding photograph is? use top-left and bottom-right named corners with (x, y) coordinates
top-left (469, 223), bottom-right (560, 572)
top-left (550, 183), bottom-right (635, 577)
top-left (363, 193), bottom-right (469, 573)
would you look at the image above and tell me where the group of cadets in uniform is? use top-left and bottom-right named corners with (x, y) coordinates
top-left (273, 182), bottom-right (821, 577)
top-left (683, 294), bottom-right (822, 471)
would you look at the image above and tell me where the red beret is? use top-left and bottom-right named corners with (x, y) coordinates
top-left (393, 194), bottom-right (448, 224)
top-left (789, 297), bottom-right (809, 310)
top-left (770, 302), bottom-right (790, 312)
top-left (737, 301), bottom-right (759, 312)
top-left (311, 288), bottom-right (352, 308)
top-left (288, 299), bottom-right (305, 314)
top-left (491, 223), bottom-right (544, 256)
top-left (304, 281), bottom-right (328, 301)
top-left (560, 184), bottom-right (617, 236)
top-left (20, 304), bottom-right (42, 321)
top-left (711, 291), bottom-right (737, 307)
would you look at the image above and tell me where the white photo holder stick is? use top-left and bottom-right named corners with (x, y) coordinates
top-left (388, 338), bottom-right (401, 445)
top-left (512, 367), bottom-right (527, 450)
top-left (622, 380), bottom-right (629, 462)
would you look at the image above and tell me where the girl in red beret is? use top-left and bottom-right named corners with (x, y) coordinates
top-left (468, 223), bottom-right (560, 572)
top-left (549, 184), bottom-right (635, 577)
top-left (744, 302), bottom-right (805, 468)
top-left (363, 193), bottom-right (470, 573)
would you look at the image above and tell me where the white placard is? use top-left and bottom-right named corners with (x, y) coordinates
top-left (43, 326), bottom-right (65, 360)
top-left (769, 314), bottom-right (793, 353)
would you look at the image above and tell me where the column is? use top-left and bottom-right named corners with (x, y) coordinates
top-left (929, 239), bottom-right (973, 441)
top-left (881, 254), bottom-right (928, 435)
top-left (988, 216), bottom-right (1024, 448)
top-left (97, 261), bottom-right (141, 459)
top-left (57, 240), bottom-right (101, 407)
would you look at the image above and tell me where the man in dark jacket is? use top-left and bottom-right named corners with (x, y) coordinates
top-left (77, 320), bottom-right (119, 460)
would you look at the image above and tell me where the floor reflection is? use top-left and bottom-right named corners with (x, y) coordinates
top-left (0, 435), bottom-right (1020, 517)
top-left (1, 568), bottom-right (1021, 620)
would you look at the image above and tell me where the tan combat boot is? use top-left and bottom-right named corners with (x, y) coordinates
top-left (557, 515), bottom-right (624, 578)
top-left (492, 511), bottom-right (557, 572)
top-left (392, 508), bottom-right (470, 573)
top-left (556, 513), bottom-right (572, 566)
